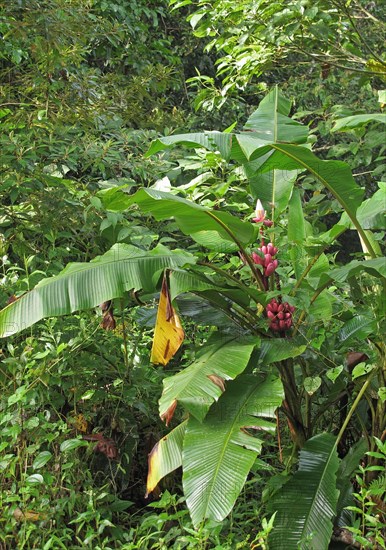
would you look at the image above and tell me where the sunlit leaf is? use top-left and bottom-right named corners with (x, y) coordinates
top-left (332, 113), bottom-right (386, 132)
top-left (150, 274), bottom-right (184, 366)
top-left (0, 244), bottom-right (195, 337)
top-left (32, 451), bottom-right (52, 470)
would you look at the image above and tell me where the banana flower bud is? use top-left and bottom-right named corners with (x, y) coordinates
top-left (253, 199), bottom-right (265, 223)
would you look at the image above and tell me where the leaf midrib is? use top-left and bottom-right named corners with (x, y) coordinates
top-left (300, 441), bottom-right (337, 543)
top-left (201, 378), bottom-right (265, 519)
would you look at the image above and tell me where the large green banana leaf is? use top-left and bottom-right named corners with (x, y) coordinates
top-left (142, 89), bottom-right (370, 249)
top-left (335, 438), bottom-right (367, 528)
top-left (268, 433), bottom-right (340, 550)
top-left (159, 335), bottom-right (257, 423)
top-left (183, 373), bottom-right (284, 526)
top-left (243, 86), bottom-right (308, 144)
top-left (356, 182), bottom-right (386, 230)
top-left (245, 167), bottom-right (298, 215)
top-left (100, 188), bottom-right (256, 247)
top-left (146, 87), bottom-right (307, 162)
top-left (243, 87), bottom-right (303, 214)
top-left (0, 244), bottom-right (195, 338)
top-left (261, 144), bottom-right (363, 217)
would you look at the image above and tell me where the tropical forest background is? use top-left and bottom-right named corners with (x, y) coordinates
top-left (0, 1), bottom-right (385, 549)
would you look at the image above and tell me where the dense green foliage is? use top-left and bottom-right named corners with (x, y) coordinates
top-left (0, 1), bottom-right (385, 549)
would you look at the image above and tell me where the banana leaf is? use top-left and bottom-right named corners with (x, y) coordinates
top-left (183, 372), bottom-right (284, 526)
top-left (0, 244), bottom-right (195, 337)
top-left (146, 420), bottom-right (186, 497)
top-left (159, 335), bottom-right (257, 423)
top-left (268, 433), bottom-right (340, 550)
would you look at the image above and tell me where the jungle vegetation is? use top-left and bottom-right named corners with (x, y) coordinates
top-left (0, 1), bottom-right (385, 548)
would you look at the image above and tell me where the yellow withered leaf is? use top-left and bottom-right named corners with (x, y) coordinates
top-left (151, 275), bottom-right (184, 366)
top-left (145, 420), bottom-right (186, 497)
top-left (13, 508), bottom-right (43, 522)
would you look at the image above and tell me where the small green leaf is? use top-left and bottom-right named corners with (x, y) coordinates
top-left (258, 340), bottom-right (306, 365)
top-left (326, 366), bottom-right (344, 383)
top-left (33, 451), bottom-right (52, 470)
top-left (80, 390), bottom-right (95, 400)
top-left (60, 439), bottom-right (88, 452)
top-left (338, 315), bottom-right (376, 344)
top-left (352, 363), bottom-right (376, 380)
top-left (378, 387), bottom-right (386, 402)
top-left (109, 500), bottom-right (134, 512)
top-left (26, 474), bottom-right (44, 484)
top-left (304, 376), bottom-right (322, 395)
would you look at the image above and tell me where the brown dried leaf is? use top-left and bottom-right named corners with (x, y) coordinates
top-left (100, 301), bottom-right (112, 313)
top-left (100, 310), bottom-right (116, 331)
top-left (83, 433), bottom-right (118, 459)
top-left (160, 399), bottom-right (177, 426)
top-left (13, 508), bottom-right (42, 522)
top-left (207, 374), bottom-right (226, 393)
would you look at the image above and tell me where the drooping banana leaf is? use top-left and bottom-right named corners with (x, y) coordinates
top-left (332, 113), bottom-right (386, 132)
top-left (318, 257), bottom-right (386, 287)
top-left (265, 144), bottom-right (364, 219)
top-left (176, 295), bottom-right (237, 328)
top-left (169, 268), bottom-right (253, 307)
top-left (0, 244), bottom-right (195, 338)
top-left (268, 433), bottom-right (340, 550)
top-left (146, 420), bottom-right (187, 497)
top-left (182, 372), bottom-right (284, 527)
top-left (159, 335), bottom-right (257, 424)
top-left (100, 188), bottom-right (256, 247)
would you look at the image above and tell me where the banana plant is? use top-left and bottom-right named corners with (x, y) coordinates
top-left (1, 88), bottom-right (385, 543)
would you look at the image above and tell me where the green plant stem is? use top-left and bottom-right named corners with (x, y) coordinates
top-left (334, 372), bottom-right (376, 450)
top-left (292, 281), bottom-right (330, 336)
top-left (291, 247), bottom-right (328, 294)
top-left (196, 261), bottom-right (263, 303)
top-left (207, 211), bottom-right (266, 290)
top-left (120, 299), bottom-right (130, 375)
